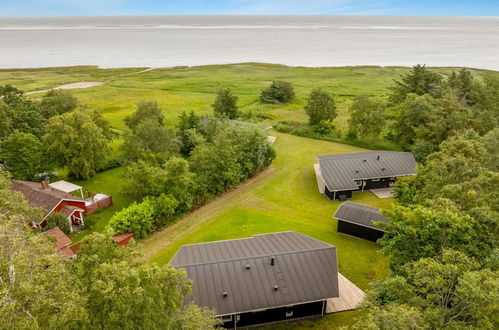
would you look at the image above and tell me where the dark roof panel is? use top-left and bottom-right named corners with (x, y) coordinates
top-left (317, 151), bottom-right (416, 191)
top-left (170, 232), bottom-right (339, 316)
top-left (333, 201), bottom-right (389, 231)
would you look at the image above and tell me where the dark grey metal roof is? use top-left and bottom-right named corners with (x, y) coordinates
top-left (317, 151), bottom-right (416, 191)
top-left (170, 231), bottom-right (339, 316)
top-left (333, 201), bottom-right (389, 231)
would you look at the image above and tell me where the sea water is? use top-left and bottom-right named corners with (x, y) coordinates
top-left (0, 15), bottom-right (498, 69)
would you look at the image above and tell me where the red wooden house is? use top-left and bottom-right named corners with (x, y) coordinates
top-left (12, 179), bottom-right (111, 233)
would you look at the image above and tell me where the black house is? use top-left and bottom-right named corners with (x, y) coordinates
top-left (334, 202), bottom-right (389, 241)
top-left (170, 231), bottom-right (339, 328)
top-left (317, 151), bottom-right (416, 200)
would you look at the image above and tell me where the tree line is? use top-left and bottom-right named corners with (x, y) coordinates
top-left (109, 101), bottom-right (275, 238)
top-left (350, 66), bottom-right (498, 329)
top-left (0, 86), bottom-right (113, 180)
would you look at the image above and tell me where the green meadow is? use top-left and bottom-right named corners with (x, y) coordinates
top-left (4, 63), bottom-right (495, 328)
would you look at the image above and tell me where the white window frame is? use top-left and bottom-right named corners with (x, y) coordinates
top-left (286, 311), bottom-right (294, 318)
top-left (371, 178), bottom-right (381, 182)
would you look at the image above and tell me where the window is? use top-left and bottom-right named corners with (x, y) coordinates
top-left (221, 315), bottom-right (232, 323)
top-left (286, 311), bottom-right (294, 318)
top-left (371, 178), bottom-right (380, 182)
top-left (355, 180), bottom-right (362, 186)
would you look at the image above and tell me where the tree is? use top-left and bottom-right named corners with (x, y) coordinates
top-left (483, 128), bottom-right (499, 171)
top-left (177, 111), bottom-right (203, 156)
top-left (417, 130), bottom-right (488, 199)
top-left (357, 250), bottom-right (499, 330)
top-left (0, 132), bottom-right (53, 180)
top-left (391, 94), bottom-right (437, 149)
top-left (389, 64), bottom-right (444, 104)
top-left (109, 199), bottom-right (156, 238)
top-left (448, 68), bottom-right (478, 106)
top-left (73, 233), bottom-right (218, 329)
top-left (2, 93), bottom-right (46, 138)
top-left (0, 100), bottom-right (12, 139)
top-left (163, 157), bottom-right (196, 213)
top-left (260, 80), bottom-right (295, 104)
top-left (122, 160), bottom-right (168, 201)
top-left (124, 101), bottom-right (164, 130)
top-left (40, 89), bottom-right (78, 118)
top-left (348, 95), bottom-right (385, 138)
top-left (410, 139), bottom-right (436, 164)
top-left (0, 172), bottom-right (85, 328)
top-left (43, 110), bottom-right (111, 179)
top-left (304, 88), bottom-right (337, 126)
top-left (43, 212), bottom-right (71, 234)
top-left (378, 200), bottom-right (495, 271)
top-left (212, 88), bottom-right (238, 119)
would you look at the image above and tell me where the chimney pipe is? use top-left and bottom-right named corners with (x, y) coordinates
top-left (273, 285), bottom-right (279, 291)
top-left (270, 256), bottom-right (275, 266)
top-left (377, 155), bottom-right (380, 160)
top-left (245, 264), bottom-right (250, 270)
top-left (41, 181), bottom-right (49, 190)
top-left (222, 291), bottom-right (228, 297)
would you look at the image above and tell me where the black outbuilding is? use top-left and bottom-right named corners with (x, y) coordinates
top-left (333, 201), bottom-right (389, 241)
top-left (170, 231), bottom-right (339, 328)
top-left (317, 151), bottom-right (416, 200)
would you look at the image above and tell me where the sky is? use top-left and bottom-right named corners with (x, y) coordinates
top-left (0, 0), bottom-right (498, 17)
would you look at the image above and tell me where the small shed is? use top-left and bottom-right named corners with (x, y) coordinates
top-left (333, 202), bottom-right (389, 241)
top-left (112, 232), bottom-right (135, 246)
top-left (49, 180), bottom-right (84, 198)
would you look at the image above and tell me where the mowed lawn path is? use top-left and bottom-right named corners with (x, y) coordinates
top-left (141, 132), bottom-right (392, 292)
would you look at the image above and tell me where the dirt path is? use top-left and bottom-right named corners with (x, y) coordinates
top-left (138, 165), bottom-right (276, 261)
top-left (26, 81), bottom-right (103, 95)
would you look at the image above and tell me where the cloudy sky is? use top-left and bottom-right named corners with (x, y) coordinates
top-left (0, 0), bottom-right (498, 16)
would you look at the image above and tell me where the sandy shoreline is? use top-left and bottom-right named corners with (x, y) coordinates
top-left (26, 81), bottom-right (103, 94)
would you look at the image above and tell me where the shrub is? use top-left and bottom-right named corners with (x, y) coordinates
top-left (149, 194), bottom-right (179, 228)
top-left (43, 212), bottom-right (71, 234)
top-left (260, 80), bottom-right (295, 104)
top-left (109, 200), bottom-right (155, 239)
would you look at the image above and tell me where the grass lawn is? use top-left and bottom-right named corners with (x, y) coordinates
top-left (139, 131), bottom-right (392, 328)
top-left (70, 166), bottom-right (130, 242)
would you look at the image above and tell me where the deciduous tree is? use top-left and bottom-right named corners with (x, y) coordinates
top-left (304, 88), bottom-right (337, 126)
top-left (212, 88), bottom-right (238, 119)
top-left (40, 89), bottom-right (78, 118)
top-left (348, 95), bottom-right (385, 138)
top-left (43, 110), bottom-right (111, 179)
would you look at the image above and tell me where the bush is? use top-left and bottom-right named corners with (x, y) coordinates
top-left (109, 200), bottom-right (155, 239)
top-left (43, 212), bottom-right (71, 234)
top-left (149, 194), bottom-right (179, 228)
top-left (260, 80), bottom-right (295, 104)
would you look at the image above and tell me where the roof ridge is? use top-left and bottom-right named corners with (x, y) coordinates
top-left (173, 245), bottom-right (336, 268)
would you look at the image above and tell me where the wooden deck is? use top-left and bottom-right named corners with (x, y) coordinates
top-left (313, 164), bottom-right (325, 194)
top-left (326, 273), bottom-right (365, 314)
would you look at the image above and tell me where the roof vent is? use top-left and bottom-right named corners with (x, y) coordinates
top-left (355, 169), bottom-right (359, 173)
top-left (363, 159), bottom-right (366, 162)
top-left (377, 155), bottom-right (380, 160)
top-left (270, 256), bottom-right (275, 266)
top-left (273, 285), bottom-right (279, 291)
top-left (381, 167), bottom-right (385, 171)
top-left (245, 264), bottom-right (250, 270)
top-left (222, 291), bottom-right (228, 297)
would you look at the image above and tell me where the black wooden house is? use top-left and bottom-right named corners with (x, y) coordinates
top-left (334, 202), bottom-right (389, 241)
top-left (317, 151), bottom-right (416, 200)
top-left (170, 231), bottom-right (339, 328)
